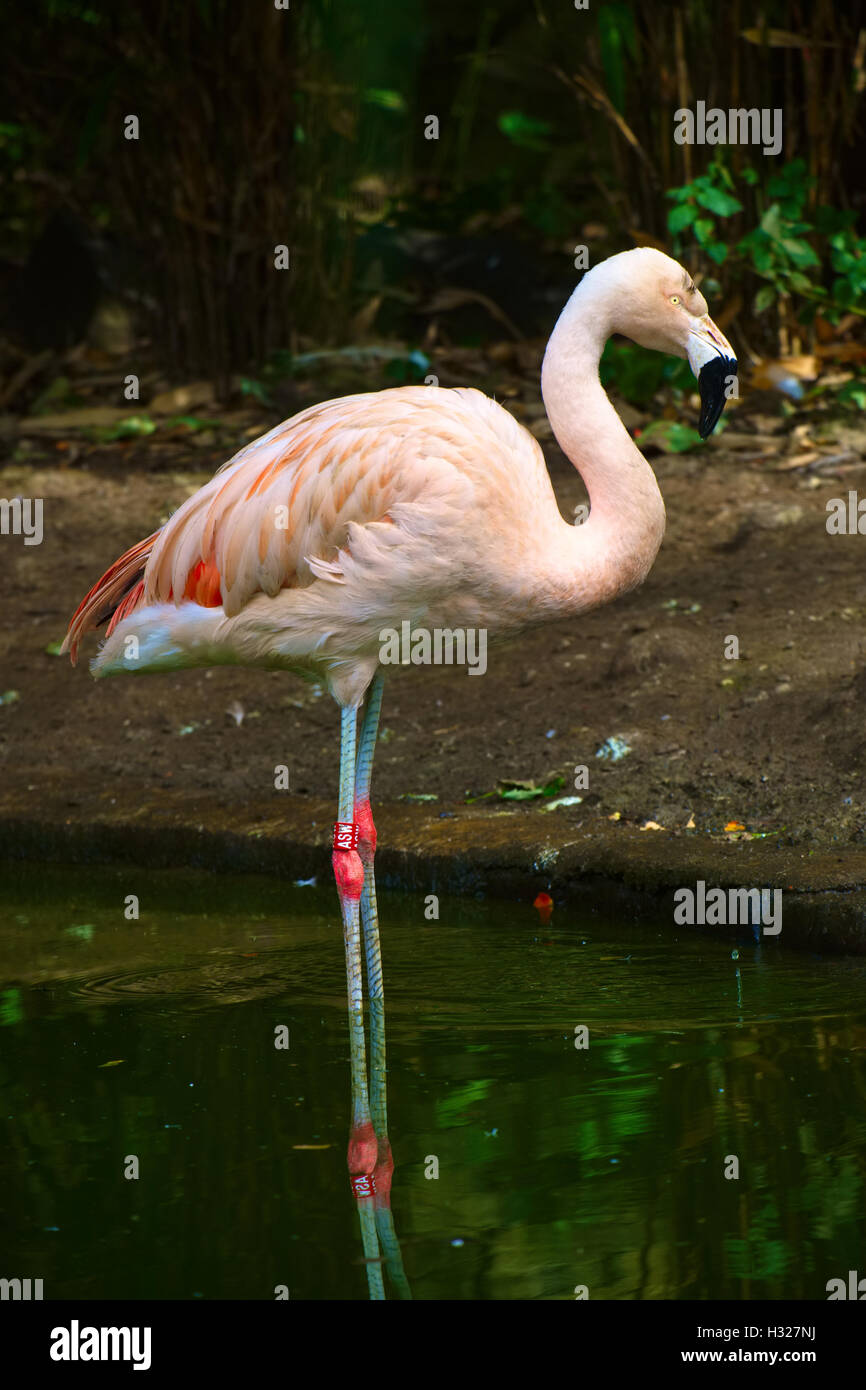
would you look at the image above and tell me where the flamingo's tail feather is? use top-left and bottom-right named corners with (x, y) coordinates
top-left (60, 531), bottom-right (160, 665)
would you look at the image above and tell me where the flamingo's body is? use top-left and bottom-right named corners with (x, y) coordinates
top-left (67, 386), bottom-right (573, 702)
top-left (62, 248), bottom-right (736, 1236)
top-left (63, 380), bottom-right (662, 706)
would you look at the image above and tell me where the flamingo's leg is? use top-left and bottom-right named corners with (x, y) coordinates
top-left (354, 671), bottom-right (408, 1292)
top-left (333, 705), bottom-right (377, 1189)
top-left (355, 674), bottom-right (388, 1160)
top-left (355, 670), bottom-right (385, 1002)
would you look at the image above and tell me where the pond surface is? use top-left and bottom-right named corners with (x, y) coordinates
top-left (1, 861), bottom-right (864, 1300)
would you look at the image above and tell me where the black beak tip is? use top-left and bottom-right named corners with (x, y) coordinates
top-left (698, 356), bottom-right (738, 439)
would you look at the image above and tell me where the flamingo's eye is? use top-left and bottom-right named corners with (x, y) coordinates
top-left (670, 295), bottom-right (680, 305)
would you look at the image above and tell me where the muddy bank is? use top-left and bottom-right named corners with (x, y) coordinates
top-left (3, 791), bottom-right (866, 952)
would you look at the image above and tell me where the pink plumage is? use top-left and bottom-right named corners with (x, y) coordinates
top-left (62, 384), bottom-right (571, 703)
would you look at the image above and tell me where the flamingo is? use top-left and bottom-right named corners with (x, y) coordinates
top-left (61, 246), bottom-right (735, 1232)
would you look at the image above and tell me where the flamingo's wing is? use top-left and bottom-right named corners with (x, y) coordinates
top-left (62, 385), bottom-right (545, 661)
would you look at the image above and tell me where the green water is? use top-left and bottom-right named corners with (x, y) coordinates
top-left (1, 861), bottom-right (864, 1300)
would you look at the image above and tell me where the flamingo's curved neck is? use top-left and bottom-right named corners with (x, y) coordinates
top-left (540, 274), bottom-right (666, 612)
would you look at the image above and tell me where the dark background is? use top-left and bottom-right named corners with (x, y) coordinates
top-left (1, 0), bottom-right (864, 404)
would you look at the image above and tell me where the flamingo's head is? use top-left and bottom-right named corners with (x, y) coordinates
top-left (602, 247), bottom-right (738, 438)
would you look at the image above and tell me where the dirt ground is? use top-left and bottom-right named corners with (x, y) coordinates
top-left (2, 364), bottom-right (866, 946)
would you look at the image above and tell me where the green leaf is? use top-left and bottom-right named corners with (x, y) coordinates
top-left (838, 381), bottom-right (866, 409)
top-left (746, 239), bottom-right (775, 274)
top-left (662, 358), bottom-right (696, 393)
top-left (497, 110), bottom-right (553, 150)
top-left (780, 237), bottom-right (820, 268)
top-left (693, 218), bottom-right (715, 245)
top-left (754, 285), bottom-right (775, 314)
top-left (668, 202), bottom-right (698, 234)
top-left (639, 420), bottom-right (705, 453)
top-left (695, 187), bottom-right (743, 216)
top-left (600, 341), bottom-right (666, 406)
top-left (363, 88), bottom-right (406, 113)
top-left (832, 249), bottom-right (858, 273)
top-left (767, 158), bottom-right (809, 201)
top-left (499, 776), bottom-right (565, 801)
top-left (93, 415), bottom-right (157, 442)
top-left (760, 204), bottom-right (786, 242)
top-left (786, 271), bottom-right (815, 293)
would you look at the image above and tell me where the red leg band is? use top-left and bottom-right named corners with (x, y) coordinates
top-left (333, 820), bottom-right (359, 852)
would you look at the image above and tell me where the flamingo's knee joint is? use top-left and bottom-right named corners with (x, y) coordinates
top-left (333, 847), bottom-right (364, 901)
top-left (354, 799), bottom-right (377, 859)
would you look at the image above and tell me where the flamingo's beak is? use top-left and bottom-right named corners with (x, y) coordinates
top-left (687, 316), bottom-right (737, 439)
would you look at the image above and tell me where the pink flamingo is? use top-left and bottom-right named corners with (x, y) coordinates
top-left (62, 247), bottom-right (734, 1248)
